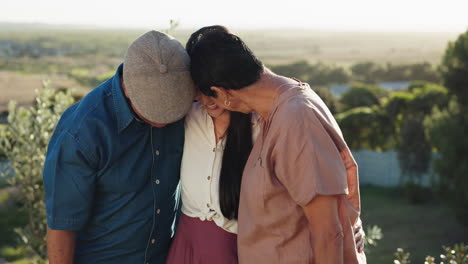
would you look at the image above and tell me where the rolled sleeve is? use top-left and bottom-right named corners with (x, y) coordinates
top-left (271, 113), bottom-right (349, 206)
top-left (43, 131), bottom-right (97, 231)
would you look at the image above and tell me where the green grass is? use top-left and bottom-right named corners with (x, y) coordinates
top-left (361, 186), bottom-right (468, 263)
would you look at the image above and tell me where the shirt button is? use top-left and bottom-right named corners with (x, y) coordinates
top-left (206, 203), bottom-right (210, 208)
top-left (151, 238), bottom-right (156, 244)
top-left (156, 209), bottom-right (161, 214)
top-left (155, 150), bottom-right (160, 156)
top-left (207, 176), bottom-right (211, 180)
top-left (155, 179), bottom-right (160, 184)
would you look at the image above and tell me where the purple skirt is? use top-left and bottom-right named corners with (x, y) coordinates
top-left (167, 214), bottom-right (238, 264)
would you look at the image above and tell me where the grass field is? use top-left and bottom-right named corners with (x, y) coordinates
top-left (0, 185), bottom-right (466, 263)
top-left (0, 71), bottom-right (89, 112)
top-left (361, 186), bottom-right (468, 263)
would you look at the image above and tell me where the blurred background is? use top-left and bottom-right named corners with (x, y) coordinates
top-left (0, 0), bottom-right (467, 263)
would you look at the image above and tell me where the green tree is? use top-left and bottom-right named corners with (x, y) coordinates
top-left (0, 85), bottom-right (75, 262)
top-left (350, 62), bottom-right (384, 83)
top-left (339, 83), bottom-right (388, 111)
top-left (380, 82), bottom-right (449, 189)
top-left (336, 106), bottom-right (393, 150)
top-left (439, 29), bottom-right (468, 106)
top-left (425, 100), bottom-right (468, 225)
top-left (311, 86), bottom-right (338, 114)
top-left (271, 61), bottom-right (351, 86)
top-left (397, 116), bottom-right (432, 185)
top-left (426, 29), bottom-right (468, 225)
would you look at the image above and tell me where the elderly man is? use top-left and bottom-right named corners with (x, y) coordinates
top-left (43, 31), bottom-right (195, 264)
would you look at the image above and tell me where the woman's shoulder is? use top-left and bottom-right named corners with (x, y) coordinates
top-left (185, 101), bottom-right (207, 124)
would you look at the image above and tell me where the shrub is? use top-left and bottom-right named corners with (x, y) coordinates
top-left (394, 243), bottom-right (467, 264)
top-left (0, 84), bottom-right (75, 262)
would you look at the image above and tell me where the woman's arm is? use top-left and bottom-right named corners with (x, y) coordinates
top-left (303, 195), bottom-right (344, 264)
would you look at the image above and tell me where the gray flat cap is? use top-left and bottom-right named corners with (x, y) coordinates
top-left (123, 30), bottom-right (196, 124)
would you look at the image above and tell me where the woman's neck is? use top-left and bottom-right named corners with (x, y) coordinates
top-left (243, 71), bottom-right (298, 120)
top-left (212, 111), bottom-right (230, 143)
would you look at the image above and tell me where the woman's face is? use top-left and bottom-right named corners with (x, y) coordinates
top-left (196, 92), bottom-right (227, 118)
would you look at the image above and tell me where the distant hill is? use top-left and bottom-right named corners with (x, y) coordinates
top-left (0, 23), bottom-right (460, 113)
top-left (0, 23), bottom-right (459, 65)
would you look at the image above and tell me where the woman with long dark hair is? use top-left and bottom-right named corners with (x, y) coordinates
top-left (166, 26), bottom-right (365, 264)
top-left (166, 26), bottom-right (257, 264)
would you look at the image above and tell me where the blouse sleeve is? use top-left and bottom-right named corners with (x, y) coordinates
top-left (270, 108), bottom-right (349, 206)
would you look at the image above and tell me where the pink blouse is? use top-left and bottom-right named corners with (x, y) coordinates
top-left (237, 83), bottom-right (366, 263)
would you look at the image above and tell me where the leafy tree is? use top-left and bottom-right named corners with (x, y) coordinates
top-left (270, 61), bottom-right (351, 86)
top-left (407, 82), bottom-right (448, 115)
top-left (397, 116), bottom-right (432, 185)
top-left (271, 60), bottom-right (311, 81)
top-left (384, 91), bottom-right (414, 123)
top-left (311, 86), bottom-right (338, 114)
top-left (425, 100), bottom-right (468, 225)
top-left (425, 29), bottom-right (468, 225)
top-left (350, 62), bottom-right (384, 83)
top-left (0, 85), bottom-right (75, 262)
top-left (336, 106), bottom-right (393, 150)
top-left (439, 29), bottom-right (468, 106)
top-left (339, 83), bottom-right (388, 111)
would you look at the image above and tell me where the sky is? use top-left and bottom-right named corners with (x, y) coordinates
top-left (1, 0), bottom-right (468, 32)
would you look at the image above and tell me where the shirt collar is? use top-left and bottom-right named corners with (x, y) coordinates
top-left (112, 64), bottom-right (137, 134)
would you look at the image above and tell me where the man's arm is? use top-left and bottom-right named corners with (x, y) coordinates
top-left (47, 227), bottom-right (76, 264)
top-left (303, 195), bottom-right (344, 264)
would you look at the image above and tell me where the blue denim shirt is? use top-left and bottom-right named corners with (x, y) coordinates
top-left (43, 64), bottom-right (184, 264)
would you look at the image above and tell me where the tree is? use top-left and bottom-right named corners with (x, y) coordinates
top-left (384, 82), bottom-right (448, 200)
top-left (397, 116), bottom-right (432, 185)
top-left (339, 83), bottom-right (388, 111)
top-left (336, 106), bottom-right (393, 150)
top-left (311, 86), bottom-right (338, 114)
top-left (270, 61), bottom-right (351, 86)
top-left (426, 29), bottom-right (468, 226)
top-left (0, 85), bottom-right (75, 262)
top-left (439, 29), bottom-right (468, 106)
top-left (425, 100), bottom-right (468, 225)
top-left (350, 62), bottom-right (384, 83)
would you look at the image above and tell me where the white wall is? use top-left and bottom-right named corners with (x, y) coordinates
top-left (352, 149), bottom-right (437, 187)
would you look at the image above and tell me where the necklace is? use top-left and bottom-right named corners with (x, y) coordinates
top-left (215, 126), bottom-right (227, 141)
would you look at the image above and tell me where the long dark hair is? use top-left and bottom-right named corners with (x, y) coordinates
top-left (219, 111), bottom-right (253, 219)
top-left (187, 26), bottom-right (255, 219)
top-left (186, 25), bottom-right (264, 97)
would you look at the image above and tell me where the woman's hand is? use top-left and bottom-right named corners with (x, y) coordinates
top-left (354, 217), bottom-right (365, 253)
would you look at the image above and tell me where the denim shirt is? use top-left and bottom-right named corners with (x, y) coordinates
top-left (43, 64), bottom-right (184, 264)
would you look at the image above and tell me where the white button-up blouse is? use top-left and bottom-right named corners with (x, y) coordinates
top-left (180, 102), bottom-right (260, 234)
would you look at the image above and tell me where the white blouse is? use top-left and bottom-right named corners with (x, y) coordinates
top-left (180, 102), bottom-right (260, 234)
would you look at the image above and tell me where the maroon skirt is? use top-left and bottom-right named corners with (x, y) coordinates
top-left (167, 214), bottom-right (238, 264)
